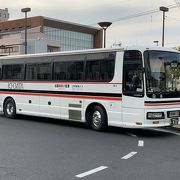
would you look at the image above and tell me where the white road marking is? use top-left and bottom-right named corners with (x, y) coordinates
top-left (121, 152), bottom-right (137, 159)
top-left (126, 133), bottom-right (137, 138)
top-left (150, 128), bottom-right (180, 136)
top-left (75, 166), bottom-right (108, 178)
top-left (138, 140), bottom-right (144, 147)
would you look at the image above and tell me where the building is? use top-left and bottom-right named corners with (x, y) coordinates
top-left (0, 8), bottom-right (9, 22)
top-left (0, 16), bottom-right (103, 55)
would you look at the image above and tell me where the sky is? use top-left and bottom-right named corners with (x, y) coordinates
top-left (1, 0), bottom-right (180, 48)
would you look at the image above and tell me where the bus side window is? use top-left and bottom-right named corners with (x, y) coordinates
top-left (67, 61), bottom-right (84, 81)
top-left (85, 59), bottom-right (114, 82)
top-left (86, 60), bottom-right (100, 81)
top-left (13, 64), bottom-right (24, 80)
top-left (37, 63), bottom-right (51, 80)
top-left (3, 64), bottom-right (24, 80)
top-left (26, 64), bottom-right (37, 80)
top-left (100, 60), bottom-right (114, 81)
top-left (53, 62), bottom-right (67, 81)
top-left (123, 50), bottom-right (144, 97)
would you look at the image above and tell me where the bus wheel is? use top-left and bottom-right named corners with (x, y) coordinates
top-left (91, 105), bottom-right (107, 131)
top-left (4, 98), bottom-right (16, 119)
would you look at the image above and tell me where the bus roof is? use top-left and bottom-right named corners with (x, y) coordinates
top-left (0, 48), bottom-right (124, 60)
top-left (0, 46), bottom-right (178, 60)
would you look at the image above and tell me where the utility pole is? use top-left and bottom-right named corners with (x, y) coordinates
top-left (21, 7), bottom-right (31, 54)
top-left (159, 6), bottom-right (169, 47)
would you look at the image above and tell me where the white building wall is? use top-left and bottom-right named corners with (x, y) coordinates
top-left (0, 27), bottom-right (60, 55)
top-left (27, 39), bottom-right (48, 54)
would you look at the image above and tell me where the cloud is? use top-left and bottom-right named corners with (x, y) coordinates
top-left (1, 0), bottom-right (180, 47)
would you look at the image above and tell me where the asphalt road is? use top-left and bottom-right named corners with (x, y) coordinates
top-left (0, 114), bottom-right (179, 180)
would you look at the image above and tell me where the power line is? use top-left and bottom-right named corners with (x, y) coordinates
top-left (166, 41), bottom-right (180, 45)
top-left (75, 0), bottom-right (132, 12)
top-left (166, 16), bottom-right (180, 21)
top-left (90, 3), bottom-right (178, 26)
top-left (174, 0), bottom-right (180, 9)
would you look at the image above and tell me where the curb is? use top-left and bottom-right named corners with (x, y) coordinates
top-left (170, 125), bottom-right (180, 131)
top-left (173, 125), bottom-right (180, 128)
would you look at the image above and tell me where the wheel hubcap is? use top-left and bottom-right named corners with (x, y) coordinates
top-left (92, 111), bottom-right (102, 128)
top-left (6, 103), bottom-right (14, 115)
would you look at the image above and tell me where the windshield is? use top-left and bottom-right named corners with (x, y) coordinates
top-left (144, 50), bottom-right (180, 98)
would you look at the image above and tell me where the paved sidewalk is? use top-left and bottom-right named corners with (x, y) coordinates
top-left (171, 124), bottom-right (180, 131)
top-left (173, 124), bottom-right (180, 128)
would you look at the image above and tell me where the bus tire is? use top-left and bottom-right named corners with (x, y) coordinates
top-left (91, 105), bottom-right (107, 131)
top-left (4, 98), bottom-right (16, 119)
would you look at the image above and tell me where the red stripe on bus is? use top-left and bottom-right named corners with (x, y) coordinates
top-left (145, 102), bottom-right (180, 106)
top-left (0, 92), bottom-right (122, 101)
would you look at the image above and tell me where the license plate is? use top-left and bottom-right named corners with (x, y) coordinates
top-left (171, 118), bottom-right (179, 125)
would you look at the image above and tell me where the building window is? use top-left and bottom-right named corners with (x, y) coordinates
top-left (44, 26), bottom-right (94, 51)
top-left (47, 46), bottom-right (59, 52)
top-left (0, 46), bottom-right (19, 54)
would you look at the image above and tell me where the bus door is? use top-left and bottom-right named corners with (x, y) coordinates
top-left (122, 50), bottom-right (145, 127)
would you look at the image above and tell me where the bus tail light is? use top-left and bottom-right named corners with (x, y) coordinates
top-left (147, 112), bottom-right (165, 119)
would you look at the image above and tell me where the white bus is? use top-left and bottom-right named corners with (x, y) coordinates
top-left (0, 47), bottom-right (180, 131)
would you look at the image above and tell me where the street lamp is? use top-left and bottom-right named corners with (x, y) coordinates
top-left (159, 6), bottom-right (169, 47)
top-left (98, 22), bottom-right (112, 48)
top-left (21, 7), bottom-right (31, 54)
top-left (153, 40), bottom-right (159, 46)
